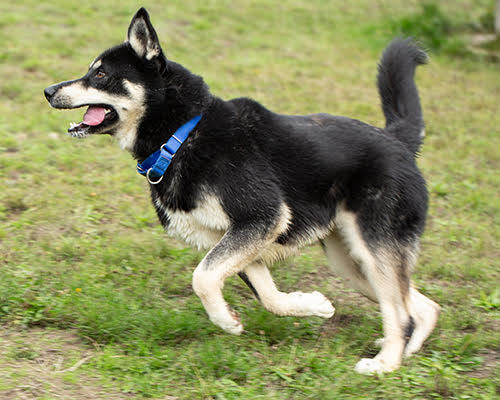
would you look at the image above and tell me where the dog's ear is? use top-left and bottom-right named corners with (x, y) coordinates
top-left (127, 8), bottom-right (167, 73)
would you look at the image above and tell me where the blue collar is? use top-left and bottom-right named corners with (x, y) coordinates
top-left (136, 114), bottom-right (202, 184)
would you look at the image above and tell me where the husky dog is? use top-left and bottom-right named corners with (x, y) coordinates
top-left (44, 8), bottom-right (440, 373)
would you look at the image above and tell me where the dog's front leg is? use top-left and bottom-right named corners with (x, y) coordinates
top-left (192, 225), bottom-right (272, 335)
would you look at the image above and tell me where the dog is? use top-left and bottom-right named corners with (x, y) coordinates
top-left (44, 7), bottom-right (440, 374)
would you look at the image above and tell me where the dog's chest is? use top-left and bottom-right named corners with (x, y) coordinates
top-left (154, 194), bottom-right (230, 249)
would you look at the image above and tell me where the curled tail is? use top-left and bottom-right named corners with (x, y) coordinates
top-left (377, 38), bottom-right (427, 156)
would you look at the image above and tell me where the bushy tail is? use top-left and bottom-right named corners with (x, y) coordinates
top-left (377, 38), bottom-right (428, 156)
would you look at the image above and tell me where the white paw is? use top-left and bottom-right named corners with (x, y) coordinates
top-left (354, 357), bottom-right (398, 374)
top-left (221, 320), bottom-right (244, 335)
top-left (288, 291), bottom-right (335, 318)
top-left (307, 291), bottom-right (335, 318)
top-left (404, 341), bottom-right (419, 357)
top-left (210, 310), bottom-right (243, 335)
top-left (404, 300), bottom-right (440, 357)
top-left (376, 337), bottom-right (419, 358)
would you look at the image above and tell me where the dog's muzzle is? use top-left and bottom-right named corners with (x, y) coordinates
top-left (44, 79), bottom-right (79, 106)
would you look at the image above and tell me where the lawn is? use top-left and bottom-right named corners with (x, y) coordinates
top-left (0, 0), bottom-right (498, 398)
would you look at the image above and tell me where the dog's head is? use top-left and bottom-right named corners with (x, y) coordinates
top-left (44, 8), bottom-right (167, 150)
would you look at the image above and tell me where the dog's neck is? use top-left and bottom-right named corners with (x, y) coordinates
top-left (131, 61), bottom-right (213, 162)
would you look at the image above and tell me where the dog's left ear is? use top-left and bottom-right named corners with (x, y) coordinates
top-left (127, 8), bottom-right (167, 73)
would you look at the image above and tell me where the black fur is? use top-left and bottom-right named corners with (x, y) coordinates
top-left (47, 26), bottom-right (428, 250)
top-left (44, 7), bottom-right (429, 258)
top-left (377, 38), bottom-right (427, 156)
top-left (238, 272), bottom-right (261, 301)
top-left (404, 315), bottom-right (416, 346)
top-left (139, 48), bottom-right (429, 249)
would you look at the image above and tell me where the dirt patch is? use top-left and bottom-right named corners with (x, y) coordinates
top-left (466, 348), bottom-right (500, 379)
top-left (469, 33), bottom-right (497, 47)
top-left (0, 328), bottom-right (129, 400)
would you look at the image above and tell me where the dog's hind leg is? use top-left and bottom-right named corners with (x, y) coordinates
top-left (321, 231), bottom-right (377, 302)
top-left (334, 208), bottom-right (416, 374)
top-left (374, 287), bottom-right (440, 357)
top-left (324, 227), bottom-right (440, 361)
top-left (404, 286), bottom-right (440, 356)
top-left (240, 262), bottom-right (335, 318)
top-left (353, 252), bottom-right (413, 374)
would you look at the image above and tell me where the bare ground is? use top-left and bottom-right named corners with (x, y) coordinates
top-left (0, 328), bottom-right (131, 400)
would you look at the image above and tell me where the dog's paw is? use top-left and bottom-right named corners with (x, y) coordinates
top-left (220, 319), bottom-right (244, 335)
top-left (354, 357), bottom-right (399, 375)
top-left (307, 291), bottom-right (335, 318)
top-left (404, 296), bottom-right (440, 357)
top-left (210, 309), bottom-right (244, 335)
top-left (288, 291), bottom-right (335, 318)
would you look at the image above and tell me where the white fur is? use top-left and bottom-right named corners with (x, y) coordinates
top-left (160, 197), bottom-right (296, 263)
top-left (355, 358), bottom-right (393, 374)
top-left (158, 194), bottom-right (229, 250)
top-left (255, 205), bottom-right (337, 265)
top-left (404, 287), bottom-right (440, 356)
top-left (322, 231), bottom-right (376, 301)
top-left (54, 79), bottom-right (145, 151)
top-left (257, 243), bottom-right (298, 266)
top-left (117, 80), bottom-right (146, 150)
top-left (334, 207), bottom-right (375, 271)
top-left (298, 223), bottom-right (334, 246)
top-left (192, 258), bottom-right (244, 335)
top-left (89, 58), bottom-right (102, 70)
top-left (192, 238), bottom-right (256, 335)
top-left (244, 262), bottom-right (334, 318)
top-left (254, 203), bottom-right (295, 264)
top-left (374, 288), bottom-right (440, 358)
top-left (273, 203), bottom-right (292, 238)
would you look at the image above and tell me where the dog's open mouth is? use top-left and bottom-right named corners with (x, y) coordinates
top-left (68, 105), bottom-right (118, 138)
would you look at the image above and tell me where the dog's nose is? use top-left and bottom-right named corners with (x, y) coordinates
top-left (44, 85), bottom-right (58, 101)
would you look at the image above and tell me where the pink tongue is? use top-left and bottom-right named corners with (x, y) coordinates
top-left (83, 106), bottom-right (106, 126)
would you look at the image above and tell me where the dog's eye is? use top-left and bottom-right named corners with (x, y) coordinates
top-left (95, 70), bottom-right (106, 79)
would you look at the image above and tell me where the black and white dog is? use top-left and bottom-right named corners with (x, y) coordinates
top-left (44, 8), bottom-right (440, 373)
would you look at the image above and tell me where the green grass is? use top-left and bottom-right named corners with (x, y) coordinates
top-left (0, 0), bottom-right (499, 398)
